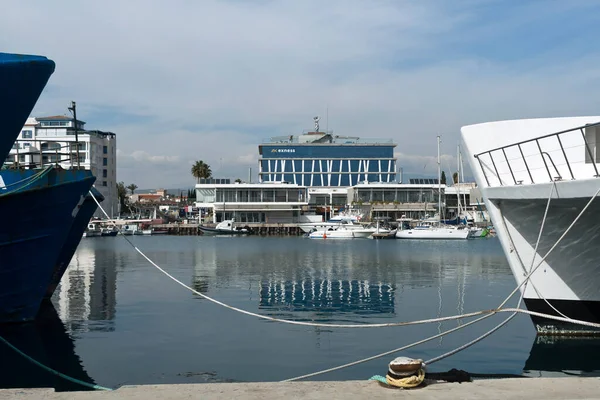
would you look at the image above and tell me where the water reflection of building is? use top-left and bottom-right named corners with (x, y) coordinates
top-left (259, 278), bottom-right (395, 315)
top-left (55, 245), bottom-right (117, 332)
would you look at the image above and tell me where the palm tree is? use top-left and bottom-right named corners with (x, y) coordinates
top-left (127, 183), bottom-right (138, 194)
top-left (191, 160), bottom-right (212, 183)
top-left (117, 181), bottom-right (128, 212)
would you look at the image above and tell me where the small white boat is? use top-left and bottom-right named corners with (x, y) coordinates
top-left (199, 219), bottom-right (251, 235)
top-left (396, 224), bottom-right (470, 239)
top-left (120, 224), bottom-right (140, 236)
top-left (83, 222), bottom-right (102, 238)
top-left (298, 218), bottom-right (365, 233)
top-left (468, 227), bottom-right (484, 238)
top-left (100, 227), bottom-right (118, 237)
top-left (308, 227), bottom-right (373, 239)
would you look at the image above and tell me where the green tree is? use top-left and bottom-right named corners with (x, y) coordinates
top-left (440, 171), bottom-right (447, 185)
top-left (453, 172), bottom-right (459, 184)
top-left (235, 178), bottom-right (242, 183)
top-left (191, 160), bottom-right (212, 183)
top-left (117, 181), bottom-right (128, 212)
top-left (127, 183), bottom-right (138, 194)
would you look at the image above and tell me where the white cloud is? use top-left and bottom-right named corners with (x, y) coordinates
top-left (118, 150), bottom-right (180, 164)
top-left (1, 1), bottom-right (598, 187)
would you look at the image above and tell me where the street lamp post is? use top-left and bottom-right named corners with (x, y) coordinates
top-left (68, 101), bottom-right (80, 168)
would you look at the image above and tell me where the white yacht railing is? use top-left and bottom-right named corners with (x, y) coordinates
top-left (474, 122), bottom-right (600, 187)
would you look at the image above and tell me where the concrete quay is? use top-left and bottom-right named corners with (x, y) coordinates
top-left (2, 378), bottom-right (600, 400)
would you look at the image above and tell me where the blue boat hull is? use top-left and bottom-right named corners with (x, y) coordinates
top-left (0, 53), bottom-right (55, 163)
top-left (45, 187), bottom-right (103, 299)
top-left (0, 168), bottom-right (95, 323)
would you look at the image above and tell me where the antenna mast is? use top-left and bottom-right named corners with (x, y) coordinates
top-left (437, 135), bottom-right (442, 223)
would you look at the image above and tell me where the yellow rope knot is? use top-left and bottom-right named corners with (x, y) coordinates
top-left (386, 368), bottom-right (425, 388)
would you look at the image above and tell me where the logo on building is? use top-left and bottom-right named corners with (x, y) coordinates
top-left (271, 149), bottom-right (295, 153)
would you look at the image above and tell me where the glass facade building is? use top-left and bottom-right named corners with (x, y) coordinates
top-left (258, 129), bottom-right (396, 187)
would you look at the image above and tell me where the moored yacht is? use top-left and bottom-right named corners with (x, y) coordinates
top-left (395, 136), bottom-right (470, 240)
top-left (308, 226), bottom-right (374, 239)
top-left (298, 217), bottom-right (365, 233)
top-left (461, 116), bottom-right (600, 334)
top-left (199, 219), bottom-right (251, 235)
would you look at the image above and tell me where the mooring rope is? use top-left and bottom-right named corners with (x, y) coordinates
top-left (87, 187), bottom-right (600, 384)
top-left (0, 169), bottom-right (114, 391)
top-left (0, 166), bottom-right (53, 196)
top-left (423, 181), bottom-right (560, 366)
top-left (287, 183), bottom-right (600, 380)
top-left (0, 334), bottom-right (112, 391)
top-left (499, 182), bottom-right (570, 319)
top-left (92, 189), bottom-right (600, 331)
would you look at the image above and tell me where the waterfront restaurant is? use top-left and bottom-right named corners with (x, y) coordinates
top-left (195, 182), bottom-right (309, 224)
top-left (346, 182), bottom-right (443, 220)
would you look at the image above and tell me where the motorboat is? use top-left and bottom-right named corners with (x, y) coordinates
top-left (396, 224), bottom-right (470, 239)
top-left (199, 219), bottom-right (251, 235)
top-left (308, 226), bottom-right (373, 239)
top-left (298, 217), bottom-right (365, 233)
top-left (101, 227), bottom-right (118, 237)
top-left (83, 222), bottom-right (102, 238)
top-left (461, 116), bottom-right (600, 334)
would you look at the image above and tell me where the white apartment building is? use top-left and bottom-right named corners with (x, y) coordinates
top-left (7, 115), bottom-right (118, 218)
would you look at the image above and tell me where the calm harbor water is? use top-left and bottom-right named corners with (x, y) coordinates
top-left (2, 236), bottom-right (600, 391)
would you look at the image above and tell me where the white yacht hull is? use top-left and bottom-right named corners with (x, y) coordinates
top-left (308, 229), bottom-right (373, 239)
top-left (395, 227), bottom-right (470, 240)
top-left (462, 116), bottom-right (600, 334)
top-left (298, 222), bottom-right (364, 233)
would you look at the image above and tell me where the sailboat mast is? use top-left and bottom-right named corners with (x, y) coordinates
top-left (460, 150), bottom-right (467, 210)
top-left (457, 143), bottom-right (461, 217)
top-left (437, 135), bottom-right (441, 222)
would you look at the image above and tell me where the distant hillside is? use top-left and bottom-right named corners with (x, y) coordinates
top-left (135, 188), bottom-right (194, 195)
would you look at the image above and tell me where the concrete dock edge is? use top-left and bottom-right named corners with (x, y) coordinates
top-left (1, 378), bottom-right (600, 400)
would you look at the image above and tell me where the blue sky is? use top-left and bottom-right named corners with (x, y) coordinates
top-left (2, 0), bottom-right (600, 187)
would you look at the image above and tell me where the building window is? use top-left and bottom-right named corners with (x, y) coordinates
top-left (21, 130), bottom-right (33, 138)
top-left (103, 157), bottom-right (107, 166)
top-left (70, 142), bottom-right (86, 151)
top-left (103, 145), bottom-right (108, 154)
top-left (102, 181), bottom-right (107, 186)
top-left (102, 169), bottom-right (107, 178)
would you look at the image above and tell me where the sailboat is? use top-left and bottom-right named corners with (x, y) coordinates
top-left (396, 136), bottom-right (470, 240)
